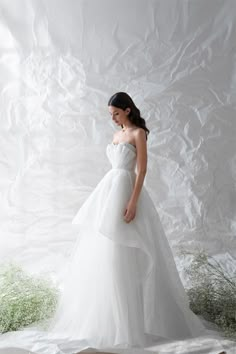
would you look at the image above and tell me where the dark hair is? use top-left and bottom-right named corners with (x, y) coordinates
top-left (108, 92), bottom-right (150, 139)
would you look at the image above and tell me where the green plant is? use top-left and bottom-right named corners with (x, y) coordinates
top-left (0, 262), bottom-right (59, 333)
top-left (178, 246), bottom-right (236, 341)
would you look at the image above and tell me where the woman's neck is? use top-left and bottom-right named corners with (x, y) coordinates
top-left (122, 124), bottom-right (136, 131)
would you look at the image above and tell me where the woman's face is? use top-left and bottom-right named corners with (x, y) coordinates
top-left (108, 105), bottom-right (130, 127)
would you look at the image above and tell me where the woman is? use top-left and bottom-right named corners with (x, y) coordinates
top-left (108, 92), bottom-right (149, 225)
top-left (47, 92), bottom-right (207, 350)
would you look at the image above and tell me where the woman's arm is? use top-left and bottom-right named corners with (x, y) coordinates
top-left (129, 128), bottom-right (147, 204)
top-left (124, 129), bottom-right (147, 222)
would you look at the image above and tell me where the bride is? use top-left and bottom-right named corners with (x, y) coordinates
top-left (45, 91), bottom-right (207, 350)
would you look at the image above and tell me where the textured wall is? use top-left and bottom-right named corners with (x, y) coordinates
top-left (0, 0), bottom-right (235, 280)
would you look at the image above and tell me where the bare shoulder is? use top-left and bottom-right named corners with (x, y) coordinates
top-left (134, 128), bottom-right (147, 145)
top-left (134, 127), bottom-right (146, 138)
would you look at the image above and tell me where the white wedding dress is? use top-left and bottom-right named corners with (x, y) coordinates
top-left (46, 141), bottom-right (207, 349)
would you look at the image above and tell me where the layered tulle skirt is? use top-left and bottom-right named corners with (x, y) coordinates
top-left (47, 167), bottom-right (206, 348)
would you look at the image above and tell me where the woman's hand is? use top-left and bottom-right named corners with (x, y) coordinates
top-left (123, 200), bottom-right (136, 223)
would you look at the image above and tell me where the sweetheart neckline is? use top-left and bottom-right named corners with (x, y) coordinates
top-left (110, 142), bottom-right (136, 149)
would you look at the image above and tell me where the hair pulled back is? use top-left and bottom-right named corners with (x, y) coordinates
top-left (108, 92), bottom-right (149, 139)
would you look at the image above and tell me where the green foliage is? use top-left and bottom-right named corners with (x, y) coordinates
top-left (0, 262), bottom-right (59, 333)
top-left (178, 247), bottom-right (236, 341)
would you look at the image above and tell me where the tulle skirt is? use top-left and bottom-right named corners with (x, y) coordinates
top-left (47, 168), bottom-right (207, 348)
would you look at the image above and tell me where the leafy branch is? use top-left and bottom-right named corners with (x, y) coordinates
top-left (178, 246), bottom-right (236, 341)
top-left (0, 262), bottom-right (59, 333)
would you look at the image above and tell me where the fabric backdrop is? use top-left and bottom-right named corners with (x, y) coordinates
top-left (0, 0), bottom-right (235, 285)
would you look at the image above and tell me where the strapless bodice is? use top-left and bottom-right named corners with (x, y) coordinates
top-left (106, 142), bottom-right (137, 172)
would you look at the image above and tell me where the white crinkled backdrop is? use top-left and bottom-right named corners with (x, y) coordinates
top-left (0, 0), bottom-right (235, 286)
